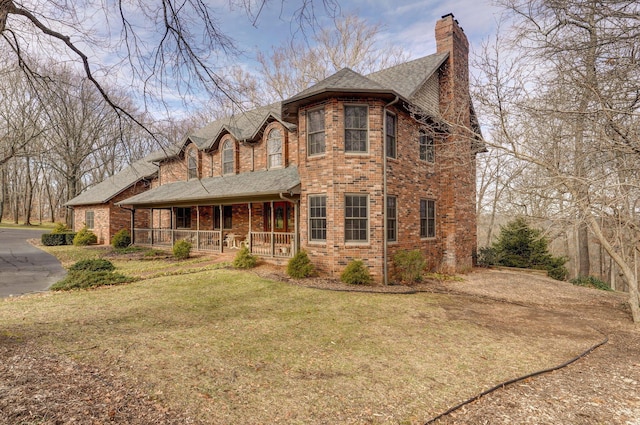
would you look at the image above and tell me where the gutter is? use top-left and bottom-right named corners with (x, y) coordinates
top-left (117, 204), bottom-right (136, 245)
top-left (383, 96), bottom-right (400, 285)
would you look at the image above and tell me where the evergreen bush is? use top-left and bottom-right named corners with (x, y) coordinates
top-left (73, 227), bottom-right (97, 246)
top-left (111, 229), bottom-right (131, 249)
top-left (340, 259), bottom-right (373, 285)
top-left (52, 222), bottom-right (71, 234)
top-left (233, 246), bottom-right (257, 269)
top-left (490, 217), bottom-right (568, 281)
top-left (286, 250), bottom-right (315, 278)
top-left (392, 249), bottom-right (426, 284)
top-left (51, 271), bottom-right (133, 291)
top-left (173, 239), bottom-right (192, 260)
top-left (69, 259), bottom-right (115, 272)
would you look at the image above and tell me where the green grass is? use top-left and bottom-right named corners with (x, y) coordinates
top-left (0, 245), bottom-right (602, 424)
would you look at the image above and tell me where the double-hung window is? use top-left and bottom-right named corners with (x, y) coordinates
top-left (85, 211), bottom-right (95, 229)
top-left (222, 140), bottom-right (234, 174)
top-left (385, 112), bottom-right (397, 158)
top-left (419, 131), bottom-right (435, 162)
top-left (345, 194), bottom-right (368, 242)
top-left (309, 195), bottom-right (327, 242)
top-left (267, 129), bottom-right (283, 168)
top-left (386, 196), bottom-right (397, 242)
top-left (344, 105), bottom-right (368, 153)
top-left (307, 108), bottom-right (325, 156)
top-left (420, 199), bottom-right (436, 238)
top-left (187, 148), bottom-right (198, 179)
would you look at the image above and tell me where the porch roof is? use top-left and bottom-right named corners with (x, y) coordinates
top-left (117, 166), bottom-right (300, 208)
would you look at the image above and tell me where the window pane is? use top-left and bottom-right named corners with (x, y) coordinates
top-left (268, 129), bottom-right (283, 168)
top-left (223, 141), bottom-right (234, 174)
top-left (345, 195), bottom-right (367, 242)
top-left (345, 106), bottom-right (367, 153)
top-left (386, 113), bottom-right (396, 158)
top-left (386, 196), bottom-right (396, 242)
top-left (308, 109), bottom-right (325, 155)
top-left (309, 195), bottom-right (327, 241)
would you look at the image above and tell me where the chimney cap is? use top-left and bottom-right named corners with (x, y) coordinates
top-left (441, 13), bottom-right (455, 19)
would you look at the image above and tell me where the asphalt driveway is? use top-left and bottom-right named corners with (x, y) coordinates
top-left (0, 228), bottom-right (66, 298)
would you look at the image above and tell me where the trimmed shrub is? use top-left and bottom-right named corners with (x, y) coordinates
top-left (73, 227), bottom-right (97, 246)
top-left (69, 259), bottom-right (115, 272)
top-left (50, 270), bottom-right (133, 291)
top-left (233, 246), bottom-right (257, 269)
top-left (392, 249), bottom-right (426, 284)
top-left (570, 276), bottom-right (612, 291)
top-left (52, 222), bottom-right (71, 234)
top-left (41, 232), bottom-right (77, 246)
top-left (173, 239), bottom-right (192, 260)
top-left (341, 259), bottom-right (373, 285)
top-left (111, 229), bottom-right (131, 249)
top-left (286, 250), bottom-right (315, 278)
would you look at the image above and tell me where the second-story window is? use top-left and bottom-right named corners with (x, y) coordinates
top-left (222, 140), bottom-right (234, 175)
top-left (344, 105), bottom-right (368, 153)
top-left (386, 112), bottom-right (397, 158)
top-left (307, 108), bottom-right (325, 156)
top-left (419, 131), bottom-right (435, 163)
top-left (267, 129), bottom-right (283, 169)
top-left (187, 148), bottom-right (198, 179)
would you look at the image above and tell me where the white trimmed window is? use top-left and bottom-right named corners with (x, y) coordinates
top-left (420, 199), bottom-right (436, 238)
top-left (176, 207), bottom-right (191, 229)
top-left (344, 105), bottom-right (368, 152)
top-left (345, 194), bottom-right (368, 242)
top-left (267, 129), bottom-right (283, 169)
top-left (187, 148), bottom-right (198, 179)
top-left (222, 140), bottom-right (234, 175)
top-left (309, 195), bottom-right (327, 242)
top-left (307, 108), bottom-right (325, 156)
top-left (85, 211), bottom-right (95, 229)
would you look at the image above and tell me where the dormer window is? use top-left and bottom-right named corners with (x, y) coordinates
top-left (222, 140), bottom-right (234, 175)
top-left (187, 148), bottom-right (198, 179)
top-left (267, 129), bottom-right (283, 169)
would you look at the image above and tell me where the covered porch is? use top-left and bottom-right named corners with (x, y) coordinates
top-left (116, 166), bottom-right (301, 259)
top-left (131, 201), bottom-right (298, 258)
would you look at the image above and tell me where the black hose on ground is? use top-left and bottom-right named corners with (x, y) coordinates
top-left (423, 332), bottom-right (609, 424)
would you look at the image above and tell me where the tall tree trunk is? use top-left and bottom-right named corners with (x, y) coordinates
top-left (0, 166), bottom-right (5, 221)
top-left (578, 222), bottom-right (590, 276)
top-left (23, 155), bottom-right (33, 225)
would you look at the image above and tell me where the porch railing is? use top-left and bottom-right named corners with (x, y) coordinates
top-left (132, 228), bottom-right (294, 257)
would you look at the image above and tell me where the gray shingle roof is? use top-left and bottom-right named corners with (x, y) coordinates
top-left (284, 68), bottom-right (394, 105)
top-left (117, 166), bottom-right (300, 207)
top-left (65, 157), bottom-right (158, 206)
top-left (366, 53), bottom-right (448, 99)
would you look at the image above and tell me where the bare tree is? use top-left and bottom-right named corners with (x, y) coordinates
top-left (474, 0), bottom-right (640, 322)
top-left (257, 13), bottom-right (409, 100)
top-left (0, 0), bottom-right (340, 161)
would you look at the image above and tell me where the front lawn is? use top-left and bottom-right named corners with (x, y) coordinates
top-left (0, 246), bottom-right (600, 424)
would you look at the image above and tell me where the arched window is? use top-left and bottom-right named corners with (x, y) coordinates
top-left (267, 129), bottom-right (283, 169)
top-left (187, 148), bottom-right (198, 179)
top-left (222, 140), bottom-right (234, 175)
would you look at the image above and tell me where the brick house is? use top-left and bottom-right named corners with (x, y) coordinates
top-left (72, 14), bottom-right (483, 283)
top-left (65, 157), bottom-right (158, 244)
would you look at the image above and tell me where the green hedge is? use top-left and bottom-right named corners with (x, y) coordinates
top-left (41, 232), bottom-right (77, 246)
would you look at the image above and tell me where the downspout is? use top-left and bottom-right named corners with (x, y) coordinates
top-left (383, 96), bottom-right (400, 285)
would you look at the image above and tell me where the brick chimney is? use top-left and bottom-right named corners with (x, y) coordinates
top-left (435, 13), bottom-right (470, 124)
top-left (434, 14), bottom-right (476, 274)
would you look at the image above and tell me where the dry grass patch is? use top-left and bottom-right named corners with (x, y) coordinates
top-left (0, 264), bottom-right (601, 424)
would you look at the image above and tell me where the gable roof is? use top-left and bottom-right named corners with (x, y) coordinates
top-left (148, 102), bottom-right (295, 163)
top-left (366, 53), bottom-right (448, 99)
top-left (65, 157), bottom-right (158, 207)
top-left (117, 166), bottom-right (300, 208)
